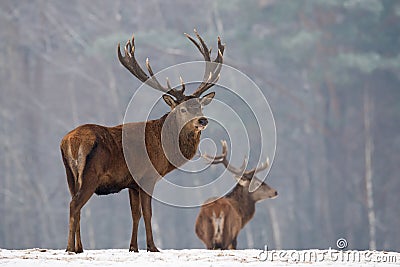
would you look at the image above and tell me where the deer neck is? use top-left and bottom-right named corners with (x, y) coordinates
top-left (179, 124), bottom-right (201, 160)
top-left (158, 113), bottom-right (201, 165)
top-left (226, 185), bottom-right (256, 227)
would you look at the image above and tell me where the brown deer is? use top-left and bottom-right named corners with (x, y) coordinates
top-left (60, 30), bottom-right (225, 253)
top-left (195, 141), bottom-right (277, 249)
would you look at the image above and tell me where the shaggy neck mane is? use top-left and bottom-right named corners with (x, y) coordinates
top-left (226, 185), bottom-right (256, 227)
top-left (158, 113), bottom-right (201, 166)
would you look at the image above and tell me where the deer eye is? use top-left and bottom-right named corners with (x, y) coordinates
top-left (180, 108), bottom-right (187, 113)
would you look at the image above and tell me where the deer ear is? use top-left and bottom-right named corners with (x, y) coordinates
top-left (200, 92), bottom-right (215, 106)
top-left (234, 175), bottom-right (249, 186)
top-left (163, 95), bottom-right (177, 108)
top-left (238, 178), bottom-right (250, 187)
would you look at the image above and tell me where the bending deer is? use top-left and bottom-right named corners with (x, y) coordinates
top-left (61, 30), bottom-right (225, 253)
top-left (195, 141), bottom-right (277, 249)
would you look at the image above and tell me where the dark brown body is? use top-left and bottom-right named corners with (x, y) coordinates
top-left (61, 114), bottom-right (201, 253)
top-left (195, 197), bottom-right (241, 249)
top-left (196, 141), bottom-right (277, 250)
top-left (196, 183), bottom-right (274, 250)
top-left (61, 30), bottom-right (224, 253)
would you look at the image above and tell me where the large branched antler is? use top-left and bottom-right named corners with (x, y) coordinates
top-left (202, 140), bottom-right (270, 178)
top-left (117, 34), bottom-right (186, 101)
top-left (243, 157), bottom-right (270, 178)
top-left (202, 140), bottom-right (247, 176)
top-left (184, 29), bottom-right (225, 97)
top-left (117, 30), bottom-right (224, 101)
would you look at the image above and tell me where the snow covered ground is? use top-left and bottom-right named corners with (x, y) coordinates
top-left (1, 248), bottom-right (399, 266)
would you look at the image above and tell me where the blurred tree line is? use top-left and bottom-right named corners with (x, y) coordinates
top-left (1, 0), bottom-right (399, 251)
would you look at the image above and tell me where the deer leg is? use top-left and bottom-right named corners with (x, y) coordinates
top-left (75, 212), bottom-right (83, 253)
top-left (65, 171), bottom-right (77, 252)
top-left (64, 155), bottom-right (81, 253)
top-left (139, 183), bottom-right (159, 252)
top-left (66, 175), bottom-right (97, 253)
top-left (66, 203), bottom-right (77, 252)
top-left (231, 237), bottom-right (237, 249)
top-left (206, 240), bottom-right (214, 250)
top-left (128, 188), bottom-right (141, 252)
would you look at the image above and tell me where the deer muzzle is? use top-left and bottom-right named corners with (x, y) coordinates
top-left (270, 190), bottom-right (278, 199)
top-left (198, 117), bottom-right (208, 126)
top-left (195, 117), bottom-right (208, 131)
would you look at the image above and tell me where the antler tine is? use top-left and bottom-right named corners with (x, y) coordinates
top-left (202, 140), bottom-right (247, 176)
top-left (238, 156), bottom-right (248, 174)
top-left (244, 157), bottom-right (270, 177)
top-left (216, 36), bottom-right (225, 61)
top-left (193, 53), bottom-right (224, 94)
top-left (179, 76), bottom-right (186, 94)
top-left (145, 58), bottom-right (169, 91)
top-left (202, 140), bottom-right (269, 178)
top-left (118, 34), bottom-right (187, 101)
top-left (166, 77), bottom-right (172, 90)
top-left (184, 29), bottom-right (211, 62)
top-left (192, 49), bottom-right (224, 97)
top-left (117, 35), bottom-right (149, 85)
top-left (201, 140), bottom-right (227, 164)
top-left (220, 141), bottom-right (247, 175)
top-left (202, 153), bottom-right (223, 163)
top-left (185, 29), bottom-right (225, 98)
top-left (164, 77), bottom-right (187, 101)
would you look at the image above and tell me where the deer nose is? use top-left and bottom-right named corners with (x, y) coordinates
top-left (198, 117), bottom-right (208, 126)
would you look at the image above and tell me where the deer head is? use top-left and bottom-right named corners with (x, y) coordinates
top-left (117, 29), bottom-right (225, 133)
top-left (203, 141), bottom-right (278, 201)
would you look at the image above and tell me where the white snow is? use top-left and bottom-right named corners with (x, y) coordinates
top-left (0, 248), bottom-right (399, 267)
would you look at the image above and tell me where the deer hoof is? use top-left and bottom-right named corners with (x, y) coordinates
top-left (65, 247), bottom-right (75, 254)
top-left (129, 246), bottom-right (139, 252)
top-left (147, 246), bottom-right (160, 252)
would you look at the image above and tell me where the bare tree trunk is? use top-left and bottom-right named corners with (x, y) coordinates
top-left (267, 205), bottom-right (281, 249)
top-left (68, 74), bottom-right (79, 125)
top-left (152, 215), bottom-right (163, 249)
top-left (85, 207), bottom-right (96, 249)
top-left (244, 224), bottom-right (254, 248)
top-left (2, 144), bottom-right (12, 246)
top-left (212, 1), bottom-right (224, 34)
top-left (364, 87), bottom-right (376, 250)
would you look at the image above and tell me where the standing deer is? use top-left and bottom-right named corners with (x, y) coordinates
top-left (195, 141), bottom-right (278, 249)
top-left (61, 30), bottom-right (225, 253)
